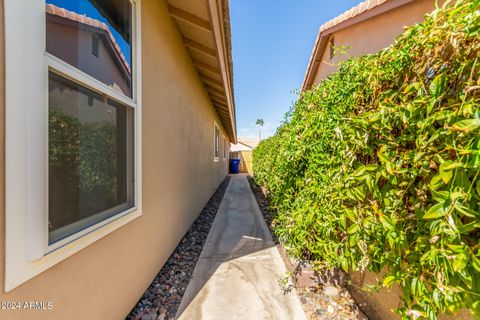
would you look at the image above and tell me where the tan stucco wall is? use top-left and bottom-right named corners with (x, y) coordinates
top-left (313, 0), bottom-right (439, 84)
top-left (0, 0), bottom-right (231, 319)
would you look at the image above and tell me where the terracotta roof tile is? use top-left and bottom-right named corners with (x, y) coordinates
top-left (320, 0), bottom-right (391, 32)
top-left (46, 4), bottom-right (131, 74)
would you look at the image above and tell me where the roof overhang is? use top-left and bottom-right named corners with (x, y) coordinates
top-left (301, 0), bottom-right (415, 92)
top-left (168, 0), bottom-right (237, 143)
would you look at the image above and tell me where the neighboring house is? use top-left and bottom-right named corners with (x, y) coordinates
top-left (230, 138), bottom-right (258, 174)
top-left (302, 0), bottom-right (442, 91)
top-left (2, 0), bottom-right (236, 319)
top-left (46, 4), bottom-right (133, 96)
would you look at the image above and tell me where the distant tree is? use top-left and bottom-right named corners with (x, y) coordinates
top-left (256, 118), bottom-right (264, 141)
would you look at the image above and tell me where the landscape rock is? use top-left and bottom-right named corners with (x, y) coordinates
top-left (324, 286), bottom-right (340, 297)
top-left (327, 305), bottom-right (335, 314)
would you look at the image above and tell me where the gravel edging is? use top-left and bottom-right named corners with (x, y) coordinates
top-left (126, 176), bottom-right (231, 320)
top-left (246, 175), bottom-right (368, 320)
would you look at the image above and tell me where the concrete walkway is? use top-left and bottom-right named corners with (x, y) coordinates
top-left (176, 174), bottom-right (307, 320)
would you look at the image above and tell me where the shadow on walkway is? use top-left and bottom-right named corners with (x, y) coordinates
top-left (176, 174), bottom-right (306, 320)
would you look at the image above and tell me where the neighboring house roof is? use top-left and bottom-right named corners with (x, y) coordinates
top-left (46, 4), bottom-right (131, 76)
top-left (301, 0), bottom-right (416, 91)
top-left (230, 137), bottom-right (260, 152)
top-left (168, 0), bottom-right (237, 142)
top-left (230, 136), bottom-right (260, 152)
top-left (230, 141), bottom-right (253, 152)
top-left (239, 137), bottom-right (259, 148)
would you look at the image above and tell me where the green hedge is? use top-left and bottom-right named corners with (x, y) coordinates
top-left (253, 1), bottom-right (480, 318)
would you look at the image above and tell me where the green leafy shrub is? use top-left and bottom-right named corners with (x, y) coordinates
top-left (253, 1), bottom-right (480, 318)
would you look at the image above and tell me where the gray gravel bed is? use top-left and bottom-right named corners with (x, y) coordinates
top-left (297, 285), bottom-right (368, 320)
top-left (126, 176), bottom-right (231, 320)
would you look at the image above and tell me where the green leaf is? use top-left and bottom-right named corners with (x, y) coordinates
top-left (379, 214), bottom-right (395, 230)
top-left (439, 170), bottom-right (453, 185)
top-left (431, 189), bottom-right (449, 202)
top-left (345, 209), bottom-right (356, 222)
top-left (404, 82), bottom-right (421, 94)
top-left (339, 214), bottom-right (346, 229)
top-left (438, 161), bottom-right (463, 184)
top-left (352, 164), bottom-right (377, 177)
top-left (454, 204), bottom-right (479, 218)
top-left (411, 277), bottom-right (419, 295)
top-left (453, 253), bottom-right (468, 271)
top-left (430, 74), bottom-right (447, 99)
top-left (451, 118), bottom-right (480, 133)
top-left (349, 234), bottom-right (359, 247)
top-left (432, 289), bottom-right (442, 306)
top-left (440, 161), bottom-right (464, 171)
top-left (448, 244), bottom-right (465, 253)
top-left (472, 255), bottom-right (480, 273)
top-left (458, 220), bottom-right (480, 233)
top-left (348, 224), bottom-right (360, 234)
top-left (352, 186), bottom-right (366, 201)
top-left (423, 202), bottom-right (448, 219)
top-left (341, 257), bottom-right (349, 273)
top-left (429, 175), bottom-right (444, 191)
top-left (383, 276), bottom-right (396, 287)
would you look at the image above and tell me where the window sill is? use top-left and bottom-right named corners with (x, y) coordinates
top-left (5, 209), bottom-right (142, 291)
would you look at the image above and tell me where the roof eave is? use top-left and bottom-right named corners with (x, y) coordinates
top-left (206, 0), bottom-right (237, 143)
top-left (301, 32), bottom-right (330, 92)
top-left (168, 0), bottom-right (236, 143)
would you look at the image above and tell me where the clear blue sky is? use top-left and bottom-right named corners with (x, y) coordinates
top-left (230, 1), bottom-right (363, 139)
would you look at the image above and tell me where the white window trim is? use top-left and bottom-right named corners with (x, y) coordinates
top-left (4, 0), bottom-right (142, 291)
top-left (213, 122), bottom-right (219, 162)
top-left (223, 136), bottom-right (227, 161)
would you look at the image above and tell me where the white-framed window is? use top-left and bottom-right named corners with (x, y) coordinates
top-left (214, 123), bottom-right (220, 161)
top-left (223, 136), bottom-right (227, 160)
top-left (4, 0), bottom-right (142, 291)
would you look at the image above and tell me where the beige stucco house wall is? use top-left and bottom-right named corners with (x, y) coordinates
top-left (0, 0), bottom-right (236, 319)
top-left (302, 0), bottom-right (443, 91)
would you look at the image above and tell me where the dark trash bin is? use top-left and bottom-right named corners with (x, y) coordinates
top-left (229, 159), bottom-right (240, 174)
